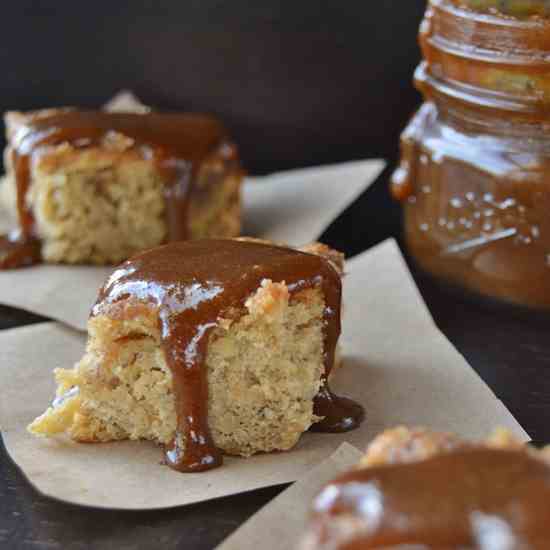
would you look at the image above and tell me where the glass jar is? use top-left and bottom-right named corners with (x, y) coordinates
top-left (391, 0), bottom-right (550, 309)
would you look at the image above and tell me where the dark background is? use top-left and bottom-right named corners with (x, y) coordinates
top-left (0, 2), bottom-right (424, 173)
top-left (1, 2), bottom-right (549, 549)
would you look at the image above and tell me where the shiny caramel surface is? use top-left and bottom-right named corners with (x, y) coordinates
top-left (313, 448), bottom-right (550, 548)
top-left (3, 110), bottom-right (235, 268)
top-left (395, 103), bottom-right (550, 308)
top-left (391, 0), bottom-right (550, 308)
top-left (0, 232), bottom-right (41, 269)
top-left (93, 239), bottom-right (363, 472)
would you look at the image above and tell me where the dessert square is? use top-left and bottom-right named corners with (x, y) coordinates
top-left (302, 427), bottom-right (550, 549)
top-left (1, 109), bottom-right (242, 266)
top-left (29, 239), bottom-right (363, 472)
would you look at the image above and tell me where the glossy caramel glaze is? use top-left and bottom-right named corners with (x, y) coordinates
top-left (391, 0), bottom-right (550, 309)
top-left (92, 239), bottom-right (364, 472)
top-left (310, 387), bottom-right (365, 433)
top-left (0, 231), bottom-right (41, 269)
top-left (3, 110), bottom-right (237, 269)
top-left (312, 448), bottom-right (550, 549)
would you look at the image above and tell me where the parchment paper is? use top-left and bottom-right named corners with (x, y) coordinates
top-left (0, 159), bottom-right (384, 331)
top-left (217, 443), bottom-right (364, 550)
top-left (0, 239), bottom-right (528, 509)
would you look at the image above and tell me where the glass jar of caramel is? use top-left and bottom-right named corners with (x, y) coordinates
top-left (391, 0), bottom-right (550, 309)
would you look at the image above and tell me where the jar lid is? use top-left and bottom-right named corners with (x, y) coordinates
top-left (451, 0), bottom-right (550, 17)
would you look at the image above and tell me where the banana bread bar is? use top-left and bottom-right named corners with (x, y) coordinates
top-left (29, 239), bottom-right (363, 472)
top-left (1, 108), bottom-right (242, 267)
top-left (302, 427), bottom-right (550, 549)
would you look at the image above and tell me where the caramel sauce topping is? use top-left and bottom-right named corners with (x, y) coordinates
top-left (313, 448), bottom-right (550, 549)
top-left (93, 239), bottom-right (364, 472)
top-left (2, 110), bottom-right (236, 269)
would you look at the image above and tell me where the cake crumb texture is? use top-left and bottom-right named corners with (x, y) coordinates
top-left (29, 282), bottom-right (326, 457)
top-left (3, 109), bottom-right (241, 264)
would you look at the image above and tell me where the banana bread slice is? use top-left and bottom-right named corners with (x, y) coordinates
top-left (302, 427), bottom-right (550, 549)
top-left (29, 239), bottom-right (363, 472)
top-left (2, 109), bottom-right (242, 266)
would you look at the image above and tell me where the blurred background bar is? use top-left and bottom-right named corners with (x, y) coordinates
top-left (0, 2), bottom-right (424, 174)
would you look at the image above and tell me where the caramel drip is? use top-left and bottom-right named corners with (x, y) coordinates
top-left (2, 110), bottom-right (235, 269)
top-left (0, 232), bottom-right (41, 269)
top-left (313, 448), bottom-right (550, 549)
top-left (311, 387), bottom-right (365, 433)
top-left (389, 120), bottom-right (421, 203)
top-left (93, 239), bottom-right (364, 473)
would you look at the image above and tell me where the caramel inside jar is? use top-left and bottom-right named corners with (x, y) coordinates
top-left (391, 0), bottom-right (550, 309)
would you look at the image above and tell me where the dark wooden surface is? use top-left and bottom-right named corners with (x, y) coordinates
top-left (1, 2), bottom-right (550, 548)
